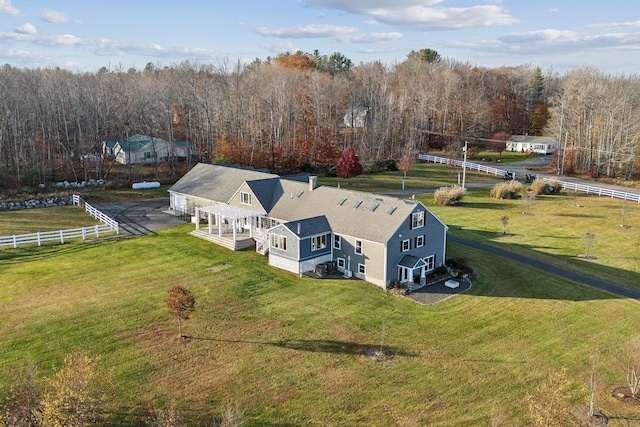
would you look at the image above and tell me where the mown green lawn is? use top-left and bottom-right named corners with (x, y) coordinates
top-left (318, 162), bottom-right (498, 193)
top-left (0, 205), bottom-right (102, 236)
top-left (2, 165), bottom-right (640, 425)
top-left (423, 185), bottom-right (640, 292)
top-left (1, 224), bottom-right (640, 425)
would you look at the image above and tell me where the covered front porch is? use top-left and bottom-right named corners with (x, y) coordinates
top-left (398, 254), bottom-right (427, 290)
top-left (191, 204), bottom-right (266, 251)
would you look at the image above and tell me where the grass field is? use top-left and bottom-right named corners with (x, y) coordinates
top-left (0, 205), bottom-right (102, 236)
top-left (318, 162), bottom-right (498, 193)
top-left (2, 164), bottom-right (640, 425)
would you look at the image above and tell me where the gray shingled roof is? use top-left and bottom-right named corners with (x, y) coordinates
top-left (245, 178), bottom-right (280, 212)
top-left (268, 180), bottom-right (421, 244)
top-left (282, 215), bottom-right (331, 238)
top-left (397, 254), bottom-right (426, 269)
top-left (510, 135), bottom-right (556, 144)
top-left (170, 163), bottom-right (431, 245)
top-left (169, 163), bottom-right (278, 203)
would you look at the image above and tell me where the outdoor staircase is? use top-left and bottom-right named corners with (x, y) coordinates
top-left (254, 229), bottom-right (269, 256)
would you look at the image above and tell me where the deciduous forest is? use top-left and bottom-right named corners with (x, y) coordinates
top-left (1, 50), bottom-right (639, 187)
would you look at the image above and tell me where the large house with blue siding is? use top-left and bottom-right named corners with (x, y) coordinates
top-left (168, 163), bottom-right (448, 289)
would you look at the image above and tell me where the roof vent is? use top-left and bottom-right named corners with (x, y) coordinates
top-left (386, 206), bottom-right (397, 215)
top-left (353, 200), bottom-right (362, 209)
top-left (338, 197), bottom-right (347, 206)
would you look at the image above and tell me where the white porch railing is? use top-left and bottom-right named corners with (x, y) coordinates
top-left (420, 153), bottom-right (640, 203)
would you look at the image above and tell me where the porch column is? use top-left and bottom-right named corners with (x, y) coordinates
top-left (232, 218), bottom-right (237, 241)
top-left (195, 207), bottom-right (200, 231)
top-left (249, 216), bottom-right (254, 238)
top-left (420, 265), bottom-right (426, 286)
top-left (208, 212), bottom-right (212, 234)
top-left (218, 215), bottom-right (223, 237)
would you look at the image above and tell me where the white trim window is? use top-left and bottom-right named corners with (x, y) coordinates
top-left (411, 211), bottom-right (425, 229)
top-left (355, 239), bottom-right (363, 255)
top-left (423, 255), bottom-right (435, 272)
top-left (415, 235), bottom-right (425, 248)
top-left (240, 191), bottom-right (252, 205)
top-left (271, 234), bottom-right (287, 250)
top-left (333, 234), bottom-right (341, 250)
top-left (401, 239), bottom-right (411, 252)
top-left (337, 257), bottom-right (346, 269)
top-left (358, 263), bottom-right (366, 275)
top-left (312, 234), bottom-right (327, 251)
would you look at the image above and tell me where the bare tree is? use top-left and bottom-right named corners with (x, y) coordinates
top-left (584, 232), bottom-right (596, 259)
top-left (500, 215), bottom-right (509, 235)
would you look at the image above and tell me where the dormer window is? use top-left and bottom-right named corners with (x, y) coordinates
top-left (240, 192), bottom-right (252, 205)
top-left (411, 211), bottom-right (424, 229)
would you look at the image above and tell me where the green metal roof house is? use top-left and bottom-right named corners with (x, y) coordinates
top-left (102, 135), bottom-right (192, 165)
top-left (168, 163), bottom-right (448, 290)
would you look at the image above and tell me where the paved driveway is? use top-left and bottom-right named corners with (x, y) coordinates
top-left (94, 199), bottom-right (186, 236)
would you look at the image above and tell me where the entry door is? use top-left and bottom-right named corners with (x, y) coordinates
top-left (399, 267), bottom-right (410, 283)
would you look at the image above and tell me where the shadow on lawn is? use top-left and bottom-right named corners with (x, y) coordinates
top-left (191, 337), bottom-right (416, 357)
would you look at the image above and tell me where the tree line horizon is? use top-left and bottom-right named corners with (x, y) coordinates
top-left (1, 48), bottom-right (638, 188)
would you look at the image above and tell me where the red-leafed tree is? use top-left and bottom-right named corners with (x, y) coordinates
top-left (335, 147), bottom-right (363, 184)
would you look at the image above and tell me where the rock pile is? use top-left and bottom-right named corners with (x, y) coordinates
top-left (0, 196), bottom-right (74, 211)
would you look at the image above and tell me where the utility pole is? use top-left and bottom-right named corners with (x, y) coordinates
top-left (461, 141), bottom-right (468, 189)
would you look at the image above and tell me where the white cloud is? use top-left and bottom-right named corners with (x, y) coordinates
top-left (15, 23), bottom-right (37, 35)
top-left (549, 8), bottom-right (560, 13)
top-left (304, 0), bottom-right (441, 14)
top-left (372, 5), bottom-right (518, 30)
top-left (0, 0), bottom-right (20, 16)
top-left (0, 48), bottom-right (51, 64)
top-left (260, 42), bottom-right (298, 54)
top-left (41, 9), bottom-right (81, 24)
top-left (338, 32), bottom-right (403, 43)
top-left (443, 28), bottom-right (640, 58)
top-left (303, 1), bottom-right (516, 30)
top-left (586, 20), bottom-right (640, 30)
top-left (35, 34), bottom-right (83, 47)
top-left (255, 24), bottom-right (359, 38)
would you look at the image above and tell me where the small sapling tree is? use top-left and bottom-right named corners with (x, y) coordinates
top-left (165, 285), bottom-right (196, 338)
top-left (397, 155), bottom-right (412, 190)
top-left (335, 147), bottom-right (363, 184)
top-left (500, 215), bottom-right (509, 235)
top-left (521, 194), bottom-right (535, 215)
top-left (584, 232), bottom-right (595, 259)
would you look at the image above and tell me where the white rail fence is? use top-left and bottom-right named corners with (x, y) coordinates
top-left (419, 153), bottom-right (640, 203)
top-left (419, 154), bottom-right (506, 177)
top-left (0, 195), bottom-right (119, 249)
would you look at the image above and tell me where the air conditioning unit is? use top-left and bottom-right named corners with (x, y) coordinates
top-left (343, 270), bottom-right (352, 278)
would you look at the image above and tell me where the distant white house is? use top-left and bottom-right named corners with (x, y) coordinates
top-left (343, 107), bottom-right (370, 127)
top-left (102, 135), bottom-right (192, 165)
top-left (506, 136), bottom-right (557, 154)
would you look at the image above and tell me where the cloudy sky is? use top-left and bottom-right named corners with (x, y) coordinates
top-left (0, 0), bottom-right (639, 74)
